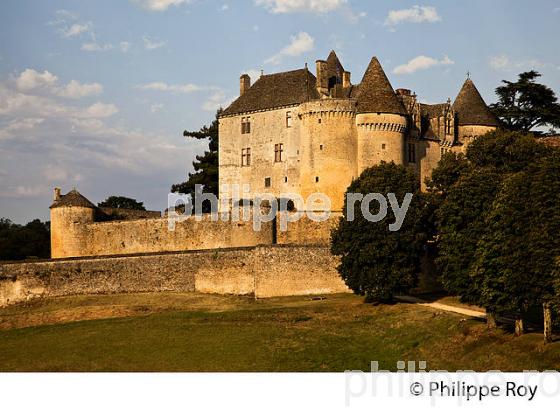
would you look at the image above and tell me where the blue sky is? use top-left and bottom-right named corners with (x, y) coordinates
top-left (1, 0), bottom-right (559, 223)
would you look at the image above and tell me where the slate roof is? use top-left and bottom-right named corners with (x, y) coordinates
top-left (221, 68), bottom-right (320, 116)
top-left (326, 50), bottom-right (344, 81)
top-left (50, 189), bottom-right (97, 209)
top-left (452, 79), bottom-right (500, 127)
top-left (420, 103), bottom-right (449, 118)
top-left (355, 57), bottom-right (406, 115)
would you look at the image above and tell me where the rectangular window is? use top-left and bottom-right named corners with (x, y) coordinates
top-left (241, 116), bottom-right (251, 134)
top-left (274, 143), bottom-right (284, 162)
top-left (381, 143), bottom-right (386, 150)
top-left (241, 147), bottom-right (251, 166)
top-left (408, 143), bottom-right (416, 163)
top-left (264, 177), bottom-right (271, 188)
top-left (286, 111), bottom-right (292, 128)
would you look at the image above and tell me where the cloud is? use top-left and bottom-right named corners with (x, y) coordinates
top-left (393, 55), bottom-right (454, 75)
top-left (143, 35), bottom-right (167, 50)
top-left (137, 82), bottom-right (206, 93)
top-left (243, 69), bottom-right (262, 80)
top-left (489, 54), bottom-right (549, 71)
top-left (62, 22), bottom-right (92, 37)
top-left (265, 32), bottom-right (314, 65)
top-left (255, 0), bottom-right (346, 14)
top-left (384, 6), bottom-right (441, 26)
top-left (81, 42), bottom-right (114, 52)
top-left (14, 69), bottom-right (103, 99)
top-left (120, 41), bottom-right (131, 52)
top-left (202, 90), bottom-right (233, 112)
top-left (221, 4), bottom-right (229, 11)
top-left (150, 103), bottom-right (164, 113)
top-left (15, 69), bottom-right (58, 91)
top-left (132, 0), bottom-right (188, 12)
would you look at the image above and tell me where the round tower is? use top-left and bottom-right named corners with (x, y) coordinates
top-left (355, 57), bottom-right (408, 173)
top-left (299, 99), bottom-right (357, 211)
top-left (50, 188), bottom-right (96, 258)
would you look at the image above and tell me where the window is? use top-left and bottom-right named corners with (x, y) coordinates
top-left (241, 116), bottom-right (251, 134)
top-left (241, 148), bottom-right (251, 166)
top-left (315, 176), bottom-right (319, 183)
top-left (446, 118), bottom-right (452, 134)
top-left (319, 144), bottom-right (323, 151)
top-left (381, 143), bottom-right (386, 150)
top-left (408, 143), bottom-right (416, 163)
top-left (286, 111), bottom-right (292, 128)
top-left (318, 118), bottom-right (322, 124)
top-left (284, 176), bottom-right (288, 183)
top-left (264, 177), bottom-right (271, 188)
top-left (274, 143), bottom-right (284, 162)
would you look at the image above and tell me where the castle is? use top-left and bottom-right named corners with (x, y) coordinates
top-left (218, 51), bottom-right (499, 211)
top-left (0, 51), bottom-right (501, 305)
top-left (47, 51), bottom-right (499, 260)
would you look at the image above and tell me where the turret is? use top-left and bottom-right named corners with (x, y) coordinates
top-left (355, 57), bottom-right (408, 172)
top-left (50, 188), bottom-right (96, 258)
top-left (452, 78), bottom-right (500, 145)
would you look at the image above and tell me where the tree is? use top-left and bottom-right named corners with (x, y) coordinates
top-left (490, 71), bottom-right (560, 133)
top-left (0, 218), bottom-right (50, 261)
top-left (331, 162), bottom-right (428, 303)
top-left (171, 109), bottom-right (221, 203)
top-left (98, 196), bottom-right (146, 210)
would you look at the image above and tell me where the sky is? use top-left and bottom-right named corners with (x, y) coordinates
top-left (0, 0), bottom-right (559, 224)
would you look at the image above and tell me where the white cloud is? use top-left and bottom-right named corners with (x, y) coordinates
top-left (62, 22), bottom-right (92, 37)
top-left (143, 35), bottom-right (167, 50)
top-left (132, 0), bottom-right (187, 11)
top-left (58, 80), bottom-right (103, 99)
top-left (80, 102), bottom-right (119, 118)
top-left (15, 69), bottom-right (58, 91)
top-left (265, 32), bottom-right (314, 65)
top-left (489, 54), bottom-right (549, 71)
top-left (393, 55), bottom-right (454, 74)
top-left (384, 6), bottom-right (441, 26)
top-left (150, 103), bottom-right (164, 113)
top-left (81, 42), bottom-right (114, 52)
top-left (14, 69), bottom-right (103, 99)
top-left (202, 90), bottom-right (233, 112)
top-left (120, 41), bottom-right (131, 53)
top-left (137, 82), bottom-right (205, 93)
top-left (255, 0), bottom-right (346, 14)
top-left (221, 4), bottom-right (229, 11)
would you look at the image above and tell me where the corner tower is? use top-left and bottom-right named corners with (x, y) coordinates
top-left (452, 78), bottom-right (500, 146)
top-left (355, 57), bottom-right (408, 172)
top-left (50, 188), bottom-right (96, 258)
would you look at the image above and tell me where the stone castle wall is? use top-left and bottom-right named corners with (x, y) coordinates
top-left (0, 245), bottom-right (349, 307)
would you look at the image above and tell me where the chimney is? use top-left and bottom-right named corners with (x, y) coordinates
top-left (53, 187), bottom-right (61, 201)
top-left (315, 60), bottom-right (328, 95)
top-left (240, 74), bottom-right (251, 96)
top-left (342, 71), bottom-right (351, 88)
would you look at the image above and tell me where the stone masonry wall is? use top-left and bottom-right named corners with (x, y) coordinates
top-left (0, 245), bottom-right (349, 307)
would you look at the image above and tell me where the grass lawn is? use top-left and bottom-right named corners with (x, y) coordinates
top-left (1, 292), bottom-right (559, 372)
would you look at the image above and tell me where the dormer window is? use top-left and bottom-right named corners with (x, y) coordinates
top-left (241, 116), bottom-right (251, 134)
top-left (286, 111), bottom-right (292, 128)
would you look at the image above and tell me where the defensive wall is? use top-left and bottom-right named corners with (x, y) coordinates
top-left (0, 245), bottom-right (349, 307)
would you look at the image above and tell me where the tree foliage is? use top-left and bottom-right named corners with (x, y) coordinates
top-left (98, 196), bottom-right (146, 210)
top-left (490, 71), bottom-right (560, 132)
top-left (171, 109), bottom-right (221, 199)
top-left (0, 218), bottom-right (50, 261)
top-left (331, 162), bottom-right (428, 303)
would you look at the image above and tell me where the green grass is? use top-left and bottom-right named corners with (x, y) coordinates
top-left (0, 292), bottom-right (559, 371)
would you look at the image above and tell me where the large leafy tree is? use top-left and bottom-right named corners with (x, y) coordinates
top-left (474, 152), bottom-right (560, 339)
top-left (490, 71), bottom-right (560, 132)
top-left (331, 162), bottom-right (428, 303)
top-left (98, 196), bottom-right (146, 210)
top-left (171, 109), bottom-right (221, 199)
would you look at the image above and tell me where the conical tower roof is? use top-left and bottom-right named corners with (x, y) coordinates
top-left (326, 50), bottom-right (344, 76)
top-left (452, 79), bottom-right (500, 126)
top-left (356, 57), bottom-right (406, 115)
top-left (50, 189), bottom-right (96, 209)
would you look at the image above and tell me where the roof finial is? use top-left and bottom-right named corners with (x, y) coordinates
top-left (260, 69), bottom-right (264, 77)
top-left (466, 70), bottom-right (471, 79)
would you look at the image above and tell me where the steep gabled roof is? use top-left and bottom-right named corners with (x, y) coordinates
top-left (452, 79), bottom-right (500, 127)
top-left (420, 103), bottom-right (449, 118)
top-left (221, 68), bottom-right (320, 116)
top-left (355, 57), bottom-right (406, 115)
top-left (50, 189), bottom-right (96, 209)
